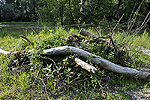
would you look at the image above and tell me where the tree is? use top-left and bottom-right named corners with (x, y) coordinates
top-left (14, 0), bottom-right (38, 21)
top-left (1, 4), bottom-right (21, 21)
top-left (0, 2), bottom-right (4, 22)
top-left (63, 0), bottom-right (80, 25)
top-left (36, 0), bottom-right (80, 26)
top-left (6, 0), bottom-right (15, 4)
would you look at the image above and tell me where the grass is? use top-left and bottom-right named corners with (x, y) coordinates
top-left (0, 27), bottom-right (150, 99)
top-left (0, 22), bottom-right (38, 25)
top-left (0, 22), bottom-right (44, 38)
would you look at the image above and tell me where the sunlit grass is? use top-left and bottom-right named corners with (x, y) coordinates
top-left (0, 27), bottom-right (150, 99)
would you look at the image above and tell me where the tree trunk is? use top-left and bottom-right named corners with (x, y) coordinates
top-left (79, 0), bottom-right (86, 23)
top-left (60, 2), bottom-right (64, 26)
top-left (113, 0), bottom-right (122, 19)
top-left (69, 0), bottom-right (75, 24)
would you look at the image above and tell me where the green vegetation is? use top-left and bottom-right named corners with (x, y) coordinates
top-left (0, 22), bottom-right (38, 25)
top-left (0, 27), bottom-right (150, 99)
top-left (0, 22), bottom-right (43, 38)
top-left (0, 0), bottom-right (149, 99)
top-left (0, 0), bottom-right (149, 31)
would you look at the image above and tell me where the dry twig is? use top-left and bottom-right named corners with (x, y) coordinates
top-left (20, 35), bottom-right (32, 44)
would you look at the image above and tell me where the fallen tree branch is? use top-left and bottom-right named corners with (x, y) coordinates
top-left (80, 28), bottom-right (118, 55)
top-left (79, 28), bottom-right (109, 43)
top-left (41, 46), bottom-right (150, 79)
top-left (74, 57), bottom-right (97, 73)
top-left (1, 46), bottom-right (150, 78)
top-left (0, 49), bottom-right (11, 54)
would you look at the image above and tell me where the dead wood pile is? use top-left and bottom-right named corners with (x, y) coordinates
top-left (0, 28), bottom-right (150, 79)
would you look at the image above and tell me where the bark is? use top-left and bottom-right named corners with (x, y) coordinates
top-left (41, 46), bottom-right (150, 79)
top-left (79, 28), bottom-right (109, 43)
top-left (79, 0), bottom-right (86, 12)
top-left (0, 49), bottom-right (11, 54)
top-left (1, 46), bottom-right (150, 78)
top-left (113, 0), bottom-right (122, 18)
top-left (74, 57), bottom-right (97, 73)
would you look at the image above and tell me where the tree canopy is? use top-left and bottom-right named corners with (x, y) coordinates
top-left (0, 0), bottom-right (149, 28)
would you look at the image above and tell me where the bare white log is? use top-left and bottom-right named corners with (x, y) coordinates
top-left (79, 28), bottom-right (109, 43)
top-left (41, 46), bottom-right (150, 79)
top-left (74, 57), bottom-right (97, 73)
top-left (0, 49), bottom-right (11, 54)
top-left (1, 46), bottom-right (150, 78)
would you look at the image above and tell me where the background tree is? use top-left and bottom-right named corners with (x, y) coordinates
top-left (5, 0), bottom-right (15, 4)
top-left (0, 0), bottom-right (149, 30)
top-left (36, 0), bottom-right (80, 26)
top-left (0, 2), bottom-right (4, 22)
top-left (0, 0), bottom-right (38, 22)
top-left (18, 0), bottom-right (37, 21)
top-left (1, 4), bottom-right (21, 21)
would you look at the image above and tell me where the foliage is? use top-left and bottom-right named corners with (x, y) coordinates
top-left (0, 0), bottom-right (38, 22)
top-left (36, 0), bottom-right (80, 26)
top-left (1, 4), bottom-right (21, 21)
top-left (0, 0), bottom-right (149, 31)
top-left (35, 0), bottom-right (150, 29)
top-left (0, 27), bottom-right (150, 99)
